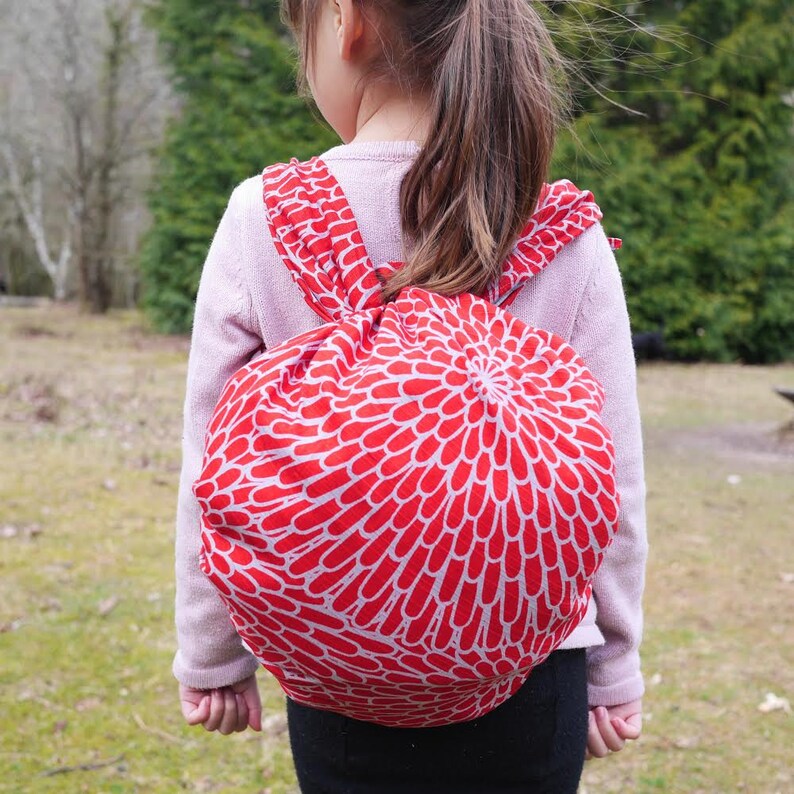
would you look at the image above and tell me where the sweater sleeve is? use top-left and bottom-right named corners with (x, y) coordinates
top-left (173, 184), bottom-right (263, 689)
top-left (569, 225), bottom-right (649, 707)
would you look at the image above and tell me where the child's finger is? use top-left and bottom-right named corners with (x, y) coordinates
top-left (218, 688), bottom-right (239, 735)
top-left (235, 693), bottom-right (249, 732)
top-left (203, 688), bottom-right (225, 732)
top-left (243, 685), bottom-right (262, 731)
top-left (595, 707), bottom-right (626, 752)
top-left (587, 711), bottom-right (610, 759)
top-left (247, 700), bottom-right (262, 732)
top-left (237, 678), bottom-right (262, 731)
top-left (182, 695), bottom-right (210, 725)
top-left (612, 714), bottom-right (642, 741)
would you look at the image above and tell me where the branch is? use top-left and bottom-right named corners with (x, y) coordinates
top-left (1, 140), bottom-right (72, 288)
top-left (132, 713), bottom-right (182, 745)
top-left (41, 754), bottom-right (125, 778)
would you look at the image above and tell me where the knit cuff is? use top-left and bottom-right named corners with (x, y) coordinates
top-left (587, 671), bottom-right (645, 708)
top-left (172, 649), bottom-right (260, 691)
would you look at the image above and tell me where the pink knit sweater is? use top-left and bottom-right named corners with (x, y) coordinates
top-left (174, 140), bottom-right (648, 708)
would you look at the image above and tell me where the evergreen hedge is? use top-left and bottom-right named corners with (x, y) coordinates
top-left (143, 0), bottom-right (793, 362)
top-left (140, 0), bottom-right (336, 333)
top-left (549, 0), bottom-right (793, 362)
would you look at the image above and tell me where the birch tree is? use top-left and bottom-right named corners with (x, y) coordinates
top-left (1, 147), bottom-right (73, 300)
top-left (0, 0), bottom-right (171, 309)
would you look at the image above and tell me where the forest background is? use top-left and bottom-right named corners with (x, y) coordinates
top-left (1, 0), bottom-right (792, 362)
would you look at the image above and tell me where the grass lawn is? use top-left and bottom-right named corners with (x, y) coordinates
top-left (1, 305), bottom-right (792, 793)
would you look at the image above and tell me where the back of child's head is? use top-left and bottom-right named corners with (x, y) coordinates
top-left (282, 0), bottom-right (565, 302)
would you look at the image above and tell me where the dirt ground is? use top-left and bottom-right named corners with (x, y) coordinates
top-left (1, 305), bottom-right (792, 793)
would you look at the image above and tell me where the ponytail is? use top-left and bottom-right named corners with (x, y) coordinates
top-left (282, 0), bottom-right (565, 302)
top-left (383, 0), bottom-right (565, 302)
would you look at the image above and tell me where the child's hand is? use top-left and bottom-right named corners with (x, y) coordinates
top-left (179, 674), bottom-right (262, 734)
top-left (585, 699), bottom-right (642, 759)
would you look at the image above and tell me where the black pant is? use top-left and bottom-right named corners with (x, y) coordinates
top-left (287, 649), bottom-right (588, 794)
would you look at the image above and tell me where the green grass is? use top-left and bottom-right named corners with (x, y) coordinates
top-left (1, 305), bottom-right (793, 793)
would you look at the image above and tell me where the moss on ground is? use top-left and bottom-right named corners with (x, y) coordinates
top-left (1, 306), bottom-right (792, 793)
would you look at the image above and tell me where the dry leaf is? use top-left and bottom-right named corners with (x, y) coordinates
top-left (41, 598), bottom-right (62, 612)
top-left (75, 696), bottom-right (102, 712)
top-left (98, 596), bottom-right (120, 617)
top-left (757, 693), bottom-right (791, 714)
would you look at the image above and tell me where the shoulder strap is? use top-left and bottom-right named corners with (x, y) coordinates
top-left (486, 180), bottom-right (612, 309)
top-left (263, 158), bottom-right (382, 323)
top-left (264, 162), bottom-right (619, 320)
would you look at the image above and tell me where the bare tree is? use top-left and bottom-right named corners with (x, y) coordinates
top-left (1, 147), bottom-right (73, 300)
top-left (0, 0), bottom-right (171, 309)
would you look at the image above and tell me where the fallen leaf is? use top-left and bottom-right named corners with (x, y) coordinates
top-left (650, 672), bottom-right (663, 686)
top-left (102, 479), bottom-right (117, 491)
top-left (1, 525), bottom-right (19, 538)
top-left (74, 696), bottom-right (102, 712)
top-left (726, 474), bottom-right (742, 486)
top-left (780, 572), bottom-right (794, 584)
top-left (0, 619), bottom-right (24, 633)
top-left (98, 596), bottom-right (120, 617)
top-left (41, 598), bottom-right (62, 612)
top-left (757, 692), bottom-right (791, 714)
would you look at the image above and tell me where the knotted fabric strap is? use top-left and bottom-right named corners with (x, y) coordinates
top-left (263, 158), bottom-right (381, 323)
top-left (263, 157), bottom-right (619, 319)
top-left (487, 181), bottom-right (609, 308)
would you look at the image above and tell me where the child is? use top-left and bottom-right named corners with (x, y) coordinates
top-left (174, 0), bottom-right (647, 791)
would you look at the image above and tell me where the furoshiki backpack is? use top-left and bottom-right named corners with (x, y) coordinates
top-left (194, 157), bottom-right (620, 728)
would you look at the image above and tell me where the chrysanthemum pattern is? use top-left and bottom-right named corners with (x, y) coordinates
top-left (194, 158), bottom-right (620, 727)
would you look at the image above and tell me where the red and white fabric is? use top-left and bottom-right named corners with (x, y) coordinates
top-left (193, 157), bottom-right (621, 727)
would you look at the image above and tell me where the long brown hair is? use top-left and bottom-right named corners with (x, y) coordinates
top-left (282, 0), bottom-right (566, 302)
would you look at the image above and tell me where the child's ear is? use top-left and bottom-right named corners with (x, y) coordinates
top-left (331, 0), bottom-right (366, 61)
